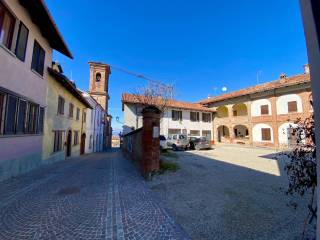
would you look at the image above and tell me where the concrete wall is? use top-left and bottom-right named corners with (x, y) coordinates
top-left (0, 0), bottom-right (53, 181)
top-left (42, 75), bottom-right (87, 163)
top-left (122, 128), bottom-right (143, 163)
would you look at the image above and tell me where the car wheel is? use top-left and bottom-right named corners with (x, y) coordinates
top-left (172, 144), bottom-right (178, 151)
top-left (195, 145), bottom-right (200, 151)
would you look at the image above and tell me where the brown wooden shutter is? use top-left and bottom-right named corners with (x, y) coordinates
top-left (288, 101), bottom-right (297, 112)
top-left (260, 105), bottom-right (269, 115)
top-left (261, 128), bottom-right (271, 141)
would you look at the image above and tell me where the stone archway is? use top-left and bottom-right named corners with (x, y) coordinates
top-left (217, 125), bottom-right (230, 143)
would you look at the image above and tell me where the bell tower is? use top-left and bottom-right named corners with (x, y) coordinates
top-left (88, 62), bottom-right (111, 112)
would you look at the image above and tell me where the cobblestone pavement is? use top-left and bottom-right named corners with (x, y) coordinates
top-left (0, 149), bottom-right (188, 240)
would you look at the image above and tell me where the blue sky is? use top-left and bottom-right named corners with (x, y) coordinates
top-left (45, 0), bottom-right (308, 133)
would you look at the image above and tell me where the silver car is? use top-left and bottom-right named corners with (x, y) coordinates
top-left (167, 134), bottom-right (189, 151)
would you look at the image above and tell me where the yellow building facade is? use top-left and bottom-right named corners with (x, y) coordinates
top-left (42, 63), bottom-right (91, 163)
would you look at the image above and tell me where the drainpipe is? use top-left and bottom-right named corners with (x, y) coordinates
top-left (93, 104), bottom-right (97, 152)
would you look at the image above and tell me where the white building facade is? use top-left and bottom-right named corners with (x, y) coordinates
top-left (82, 92), bottom-right (105, 153)
top-left (122, 94), bottom-right (214, 140)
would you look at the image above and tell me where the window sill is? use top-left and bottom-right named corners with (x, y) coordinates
top-left (31, 69), bottom-right (44, 79)
top-left (0, 133), bottom-right (43, 138)
top-left (0, 43), bottom-right (16, 58)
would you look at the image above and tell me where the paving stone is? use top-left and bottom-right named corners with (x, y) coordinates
top-left (0, 149), bottom-right (188, 240)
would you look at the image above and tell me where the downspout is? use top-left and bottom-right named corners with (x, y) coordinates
top-left (93, 104), bottom-right (97, 152)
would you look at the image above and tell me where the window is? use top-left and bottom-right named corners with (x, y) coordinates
top-left (38, 107), bottom-right (45, 134)
top-left (16, 99), bottom-right (27, 134)
top-left (74, 131), bottom-right (79, 145)
top-left (57, 96), bottom-right (65, 115)
top-left (190, 130), bottom-right (200, 136)
top-left (202, 130), bottom-right (211, 140)
top-left (202, 113), bottom-right (211, 122)
top-left (190, 112), bottom-right (199, 122)
top-left (69, 103), bottom-right (74, 118)
top-left (288, 101), bottom-right (298, 113)
top-left (15, 22), bottom-right (29, 61)
top-left (172, 110), bottom-right (182, 121)
top-left (4, 95), bottom-right (17, 134)
top-left (31, 41), bottom-right (45, 76)
top-left (261, 128), bottom-right (271, 141)
top-left (1, 91), bottom-right (43, 135)
top-left (27, 103), bottom-right (39, 134)
top-left (89, 135), bottom-right (92, 149)
top-left (83, 110), bottom-right (86, 123)
top-left (76, 108), bottom-right (80, 121)
top-left (0, 92), bottom-right (5, 132)
top-left (96, 73), bottom-right (101, 82)
top-left (0, 2), bottom-right (15, 49)
top-left (233, 110), bottom-right (237, 116)
top-left (260, 105), bottom-right (269, 115)
top-left (53, 130), bottom-right (63, 152)
top-left (168, 128), bottom-right (181, 136)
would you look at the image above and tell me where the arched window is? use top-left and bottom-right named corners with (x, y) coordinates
top-left (96, 73), bottom-right (101, 82)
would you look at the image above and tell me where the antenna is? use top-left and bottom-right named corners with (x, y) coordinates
top-left (257, 70), bottom-right (262, 84)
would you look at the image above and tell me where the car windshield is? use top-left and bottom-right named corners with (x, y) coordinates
top-left (159, 135), bottom-right (166, 140)
top-left (200, 137), bottom-right (208, 142)
top-left (179, 135), bottom-right (186, 140)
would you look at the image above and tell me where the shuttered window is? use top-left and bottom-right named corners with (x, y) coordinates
top-left (57, 96), bottom-right (65, 115)
top-left (31, 41), bottom-right (45, 76)
top-left (53, 131), bottom-right (63, 152)
top-left (288, 101), bottom-right (298, 113)
top-left (76, 108), bottom-right (80, 120)
top-left (15, 22), bottom-right (29, 61)
top-left (260, 105), bottom-right (269, 115)
top-left (190, 112), bottom-right (200, 122)
top-left (69, 103), bottom-right (74, 118)
top-left (0, 2), bottom-right (15, 49)
top-left (172, 110), bottom-right (182, 121)
top-left (27, 103), bottom-right (39, 134)
top-left (16, 99), bottom-right (27, 134)
top-left (4, 95), bottom-right (18, 134)
top-left (261, 128), bottom-right (271, 141)
top-left (74, 131), bottom-right (79, 145)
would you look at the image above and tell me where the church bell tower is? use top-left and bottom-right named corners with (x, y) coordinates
top-left (88, 62), bottom-right (111, 112)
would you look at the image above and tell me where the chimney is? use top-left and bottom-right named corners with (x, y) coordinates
top-left (52, 61), bottom-right (63, 73)
top-left (279, 73), bottom-right (287, 83)
top-left (303, 64), bottom-right (310, 74)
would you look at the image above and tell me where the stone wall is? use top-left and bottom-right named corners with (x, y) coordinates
top-left (122, 128), bottom-right (143, 164)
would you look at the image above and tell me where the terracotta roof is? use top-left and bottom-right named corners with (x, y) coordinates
top-left (199, 73), bottom-right (311, 104)
top-left (48, 68), bottom-right (92, 109)
top-left (18, 0), bottom-right (73, 58)
top-left (122, 93), bottom-right (214, 112)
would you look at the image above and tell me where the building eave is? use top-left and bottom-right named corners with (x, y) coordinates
top-left (19, 0), bottom-right (73, 59)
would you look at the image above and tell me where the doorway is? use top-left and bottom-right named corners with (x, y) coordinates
top-left (80, 133), bottom-right (86, 155)
top-left (66, 130), bottom-right (72, 157)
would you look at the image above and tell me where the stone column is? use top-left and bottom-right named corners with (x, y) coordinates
top-left (141, 106), bottom-right (161, 179)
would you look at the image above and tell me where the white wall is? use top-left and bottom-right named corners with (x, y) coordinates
top-left (83, 93), bottom-right (105, 153)
top-left (278, 122), bottom-right (297, 145)
top-left (252, 123), bottom-right (274, 142)
top-left (251, 99), bottom-right (272, 116)
top-left (161, 109), bottom-right (213, 140)
top-left (276, 94), bottom-right (303, 114)
top-left (123, 103), bottom-right (213, 140)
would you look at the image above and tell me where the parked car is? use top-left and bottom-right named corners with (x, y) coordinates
top-left (167, 134), bottom-right (189, 151)
top-left (189, 137), bottom-right (211, 150)
top-left (159, 135), bottom-right (167, 150)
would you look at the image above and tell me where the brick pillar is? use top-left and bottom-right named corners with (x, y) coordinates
top-left (141, 106), bottom-right (161, 179)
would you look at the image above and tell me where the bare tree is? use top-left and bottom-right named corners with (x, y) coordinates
top-left (132, 80), bottom-right (174, 113)
top-left (284, 100), bottom-right (316, 239)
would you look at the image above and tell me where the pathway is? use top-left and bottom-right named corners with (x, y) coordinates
top-left (0, 149), bottom-right (188, 240)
